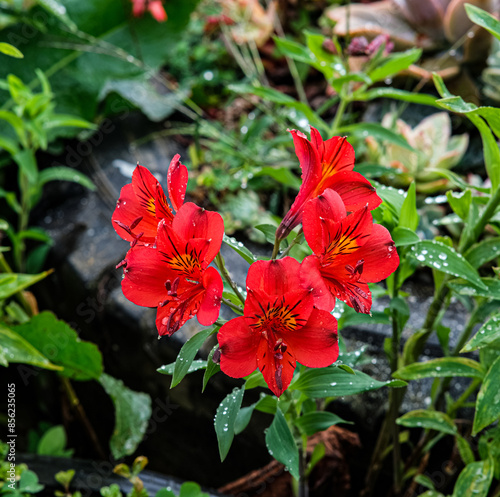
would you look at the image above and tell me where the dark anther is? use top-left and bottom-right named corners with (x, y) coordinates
top-left (114, 220), bottom-right (132, 235)
top-left (212, 347), bottom-right (221, 364)
top-left (130, 216), bottom-right (143, 230)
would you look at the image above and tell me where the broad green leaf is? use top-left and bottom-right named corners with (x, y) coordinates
top-left (465, 4), bottom-right (500, 42)
top-left (354, 87), bottom-right (439, 107)
top-left (170, 327), bottom-right (216, 388)
top-left (13, 149), bottom-right (38, 185)
top-left (178, 482), bottom-right (210, 497)
top-left (448, 277), bottom-right (500, 298)
top-left (157, 359), bottom-right (206, 376)
top-left (14, 311), bottom-right (103, 380)
top-left (0, 42), bottom-right (23, 58)
top-left (202, 345), bottom-right (220, 392)
top-left (0, 324), bottom-right (61, 370)
top-left (338, 123), bottom-right (415, 152)
top-left (461, 314), bottom-right (500, 352)
top-left (399, 182), bottom-right (419, 231)
top-left (234, 405), bottom-right (255, 435)
top-left (214, 386), bottom-right (245, 461)
top-left (447, 190), bottom-right (471, 221)
top-left (465, 237), bottom-right (500, 269)
top-left (18, 470), bottom-right (44, 494)
top-left (38, 166), bottom-right (96, 191)
top-left (244, 370), bottom-right (267, 389)
top-left (368, 48), bottom-right (422, 83)
top-left (253, 166), bottom-right (301, 189)
top-left (274, 37), bottom-right (316, 65)
top-left (37, 425), bottom-right (73, 457)
top-left (223, 235), bottom-right (256, 264)
top-left (397, 409), bottom-right (457, 435)
top-left (99, 373), bottom-right (152, 459)
top-left (0, 135), bottom-right (19, 155)
top-left (392, 227), bottom-right (420, 247)
top-left (451, 458), bottom-right (494, 497)
top-left (0, 271), bottom-right (52, 300)
top-left (294, 411), bottom-right (351, 436)
top-left (255, 224), bottom-right (277, 245)
top-left (409, 240), bottom-right (486, 289)
top-left (473, 356), bottom-right (500, 434)
top-left (265, 407), bottom-right (299, 479)
top-left (456, 435), bottom-right (476, 465)
top-left (290, 366), bottom-right (406, 398)
top-left (393, 357), bottom-right (485, 380)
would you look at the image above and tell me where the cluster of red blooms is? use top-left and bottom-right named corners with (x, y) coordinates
top-left (130, 0), bottom-right (167, 22)
top-left (112, 128), bottom-right (399, 397)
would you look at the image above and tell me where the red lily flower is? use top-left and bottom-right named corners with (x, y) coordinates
top-left (131, 0), bottom-right (167, 22)
top-left (118, 202), bottom-right (224, 336)
top-left (218, 258), bottom-right (338, 397)
top-left (112, 155), bottom-right (187, 246)
top-left (300, 189), bottom-right (399, 314)
top-left (276, 127), bottom-right (382, 239)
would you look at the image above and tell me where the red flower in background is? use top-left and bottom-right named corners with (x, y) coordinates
top-left (218, 258), bottom-right (338, 397)
top-left (118, 202), bottom-right (224, 336)
top-left (276, 127), bottom-right (382, 239)
top-left (112, 155), bottom-right (187, 246)
top-left (300, 189), bottom-right (399, 314)
top-left (131, 0), bottom-right (167, 22)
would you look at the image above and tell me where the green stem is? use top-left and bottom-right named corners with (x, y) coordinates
top-left (448, 378), bottom-right (481, 416)
top-left (215, 253), bottom-right (246, 305)
top-left (330, 98), bottom-right (348, 135)
top-left (221, 297), bottom-right (244, 315)
top-left (272, 237), bottom-right (281, 260)
top-left (279, 229), bottom-right (304, 259)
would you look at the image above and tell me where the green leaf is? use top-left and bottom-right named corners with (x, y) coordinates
top-left (338, 123), bottom-right (415, 152)
top-left (178, 482), bottom-right (210, 497)
top-left (418, 492), bottom-right (445, 497)
top-left (294, 411), bottom-right (352, 436)
top-left (354, 87), bottom-right (439, 107)
top-left (399, 182), bottom-right (419, 231)
top-left (274, 37), bottom-right (316, 65)
top-left (214, 386), bottom-right (245, 461)
top-left (265, 407), bottom-right (300, 480)
top-left (253, 166), bottom-right (301, 189)
top-left (456, 435), bottom-right (476, 465)
top-left (465, 4), bottom-right (500, 41)
top-left (99, 373), bottom-right (152, 459)
top-left (157, 359), bottom-right (206, 376)
top-left (465, 237), bottom-right (500, 269)
top-left (37, 425), bottom-right (73, 457)
top-left (451, 458), bottom-right (494, 497)
top-left (44, 114), bottom-right (96, 130)
top-left (18, 470), bottom-right (44, 494)
top-left (37, 0), bottom-right (78, 31)
top-left (461, 314), bottom-right (500, 352)
top-left (0, 271), bottom-right (51, 300)
top-left (473, 356), bottom-right (500, 434)
top-left (392, 227), bottom-right (420, 247)
top-left (448, 277), bottom-right (500, 298)
top-left (223, 235), bottom-right (256, 264)
top-left (397, 409), bottom-right (457, 435)
top-left (393, 357), bottom-right (485, 380)
top-left (0, 42), bottom-right (23, 58)
top-left (255, 224), bottom-right (277, 245)
top-left (0, 324), bottom-right (61, 370)
top-left (14, 311), bottom-right (103, 380)
top-left (409, 240), bottom-right (486, 290)
top-left (170, 327), bottom-right (216, 388)
top-left (0, 135), bottom-right (19, 155)
top-left (0, 110), bottom-right (27, 147)
top-left (13, 149), bottom-right (38, 185)
top-left (38, 166), bottom-right (96, 191)
top-left (367, 48), bottom-right (422, 83)
top-left (202, 345), bottom-right (220, 392)
top-left (290, 366), bottom-right (406, 398)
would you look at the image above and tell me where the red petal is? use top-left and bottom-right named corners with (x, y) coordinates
top-left (246, 258), bottom-right (301, 296)
top-left (328, 171), bottom-right (382, 212)
top-left (341, 224), bottom-right (399, 282)
top-left (300, 256), bottom-right (336, 312)
top-left (285, 308), bottom-right (339, 368)
top-left (172, 203), bottom-right (224, 264)
top-left (290, 129), bottom-right (321, 188)
top-left (198, 266), bottom-right (223, 326)
top-left (302, 189), bottom-right (346, 254)
top-left (121, 246), bottom-right (170, 307)
top-left (257, 338), bottom-right (296, 397)
top-left (167, 154), bottom-right (188, 212)
top-left (318, 136), bottom-right (355, 175)
top-left (112, 183), bottom-right (158, 244)
top-left (244, 288), bottom-right (313, 333)
top-left (218, 317), bottom-right (260, 378)
top-left (148, 0), bottom-right (167, 21)
top-left (320, 274), bottom-right (372, 314)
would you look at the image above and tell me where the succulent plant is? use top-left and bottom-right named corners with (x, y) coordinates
top-left (323, 0), bottom-right (499, 78)
top-left (365, 112), bottom-right (469, 193)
